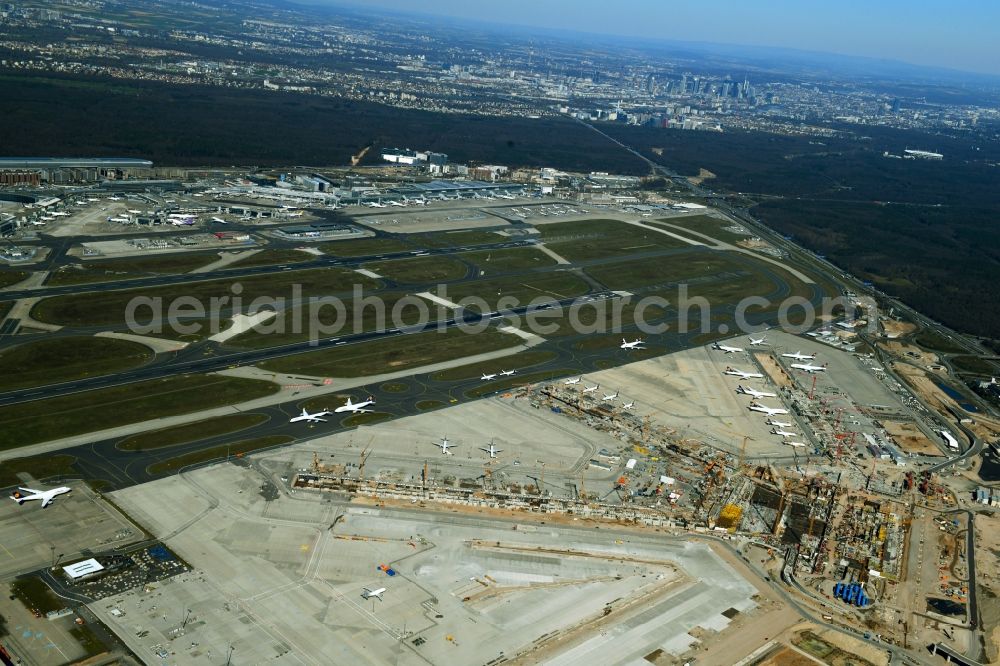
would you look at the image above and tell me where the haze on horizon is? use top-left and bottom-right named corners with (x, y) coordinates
top-left (312, 0), bottom-right (1000, 78)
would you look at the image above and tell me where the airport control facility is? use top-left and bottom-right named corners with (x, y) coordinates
top-left (0, 157), bottom-right (153, 185)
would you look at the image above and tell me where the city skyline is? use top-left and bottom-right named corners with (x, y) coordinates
top-left (315, 0), bottom-right (1000, 77)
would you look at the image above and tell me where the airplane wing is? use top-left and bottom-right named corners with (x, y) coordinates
top-left (18, 487), bottom-right (41, 495)
top-left (41, 496), bottom-right (54, 508)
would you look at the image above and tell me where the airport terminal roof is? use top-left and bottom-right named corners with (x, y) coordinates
top-left (63, 558), bottom-right (105, 580)
top-left (402, 179), bottom-right (522, 193)
top-left (0, 157), bottom-right (153, 169)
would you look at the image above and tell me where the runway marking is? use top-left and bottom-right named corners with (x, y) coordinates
top-left (0, 541), bottom-right (14, 560)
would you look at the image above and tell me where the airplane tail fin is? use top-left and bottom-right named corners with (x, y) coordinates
top-left (10, 493), bottom-right (25, 505)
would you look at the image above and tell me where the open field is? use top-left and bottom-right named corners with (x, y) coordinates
top-left (45, 253), bottom-right (219, 286)
top-left (913, 328), bottom-right (968, 354)
top-left (653, 214), bottom-right (751, 244)
top-left (319, 236), bottom-right (413, 256)
top-left (584, 251), bottom-right (749, 290)
top-left (0, 270), bottom-right (29, 288)
top-left (32, 267), bottom-right (374, 326)
top-left (145, 435), bottom-right (292, 475)
top-left (950, 355), bottom-right (999, 375)
top-left (363, 254), bottom-right (468, 284)
top-left (0, 336), bottom-right (153, 392)
top-left (227, 248), bottom-right (313, 267)
top-left (117, 412), bottom-right (270, 451)
top-left (417, 229), bottom-right (508, 248)
top-left (0, 453), bottom-right (77, 487)
top-left (258, 327), bottom-right (518, 377)
top-left (0, 376), bottom-right (278, 449)
top-left (435, 271), bottom-right (590, 310)
top-left (536, 218), bottom-right (689, 261)
top-left (462, 246), bottom-right (556, 274)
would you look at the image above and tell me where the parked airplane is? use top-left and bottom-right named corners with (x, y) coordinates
top-left (50, 211), bottom-right (70, 217)
top-left (362, 587), bottom-right (386, 601)
top-left (211, 216), bottom-right (227, 224)
top-left (388, 200), bottom-right (405, 207)
top-left (602, 390), bottom-right (619, 402)
top-left (481, 372), bottom-right (497, 381)
top-left (737, 385), bottom-right (777, 399)
top-left (620, 338), bottom-right (645, 350)
top-left (784, 441), bottom-right (807, 448)
top-left (724, 367), bottom-right (764, 380)
top-left (10, 486), bottom-right (71, 508)
top-left (782, 351), bottom-right (815, 361)
top-left (748, 336), bottom-right (768, 346)
top-left (748, 402), bottom-right (789, 416)
top-left (480, 440), bottom-right (502, 458)
top-left (713, 342), bottom-right (744, 354)
top-left (564, 376), bottom-right (582, 385)
top-left (335, 396), bottom-right (375, 414)
top-left (499, 369), bottom-right (516, 377)
top-left (367, 202), bottom-right (387, 208)
top-left (771, 428), bottom-right (798, 439)
top-left (621, 400), bottom-right (636, 410)
top-left (434, 437), bottom-right (456, 455)
top-left (583, 384), bottom-right (600, 393)
top-left (766, 419), bottom-right (794, 428)
top-left (790, 363), bottom-right (827, 373)
top-left (289, 408), bottom-right (330, 423)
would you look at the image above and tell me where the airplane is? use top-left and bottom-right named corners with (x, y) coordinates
top-left (335, 396), bottom-right (376, 414)
top-left (481, 372), bottom-right (497, 381)
top-left (748, 336), bottom-right (768, 346)
top-left (782, 351), bottom-right (815, 361)
top-left (434, 437), bottom-right (456, 455)
top-left (620, 338), bottom-right (645, 350)
top-left (10, 486), bottom-right (71, 508)
top-left (28, 220), bottom-right (46, 226)
top-left (724, 367), bottom-right (764, 380)
top-left (362, 587), bottom-right (386, 601)
top-left (748, 402), bottom-right (789, 417)
top-left (366, 202), bottom-right (387, 208)
top-left (621, 400), bottom-right (636, 410)
top-left (713, 342), bottom-right (744, 354)
top-left (127, 209), bottom-right (142, 215)
top-left (771, 428), bottom-right (798, 439)
top-left (211, 216), bottom-right (227, 224)
top-left (767, 419), bottom-right (794, 428)
top-left (583, 384), bottom-right (600, 393)
top-left (784, 441), bottom-right (807, 448)
top-left (388, 200), bottom-right (405, 207)
top-left (602, 390), bottom-right (619, 402)
top-left (499, 369), bottom-right (516, 377)
top-left (563, 376), bottom-right (582, 385)
top-left (790, 363), bottom-right (827, 373)
top-left (108, 195), bottom-right (122, 201)
top-left (289, 408), bottom-right (330, 423)
top-left (480, 440), bottom-right (502, 458)
top-left (737, 385), bottom-right (777, 399)
top-left (50, 211), bottom-right (70, 217)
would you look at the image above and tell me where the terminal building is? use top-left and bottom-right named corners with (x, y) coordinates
top-left (0, 157), bottom-right (153, 184)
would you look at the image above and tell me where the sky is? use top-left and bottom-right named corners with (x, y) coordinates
top-left (316, 0), bottom-right (1000, 76)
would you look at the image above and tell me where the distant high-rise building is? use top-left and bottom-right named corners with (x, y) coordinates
top-left (891, 98), bottom-right (901, 113)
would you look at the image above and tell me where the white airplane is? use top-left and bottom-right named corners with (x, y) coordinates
top-left (211, 216), bottom-right (227, 224)
top-left (367, 202), bottom-right (387, 208)
top-left (335, 396), bottom-right (376, 414)
top-left (620, 338), bottom-right (645, 350)
top-left (583, 384), bottom-right (600, 393)
top-left (10, 486), bottom-right (71, 508)
top-left (289, 408), bottom-right (330, 423)
top-left (737, 385), bottom-right (777, 399)
top-left (748, 402), bottom-right (789, 417)
top-left (50, 211), bottom-right (70, 217)
top-left (29, 220), bottom-right (46, 226)
top-left (434, 437), bottom-right (456, 455)
top-left (771, 428), bottom-right (798, 439)
top-left (481, 372), bottom-right (497, 381)
top-left (499, 369), bottom-right (516, 377)
top-left (724, 367), bottom-right (764, 380)
top-left (713, 342), bottom-right (744, 354)
top-left (602, 390), bottom-right (619, 402)
top-left (362, 587), bottom-right (386, 601)
top-left (767, 419), bottom-right (794, 428)
top-left (388, 200), bottom-right (405, 207)
top-left (621, 400), bottom-right (636, 410)
top-left (785, 441), bottom-right (807, 448)
top-left (480, 440), bottom-right (502, 458)
top-left (782, 351), bottom-right (815, 361)
top-left (564, 376), bottom-right (582, 385)
top-left (748, 336), bottom-right (768, 346)
top-left (108, 195), bottom-right (122, 201)
top-left (127, 209), bottom-right (142, 215)
top-left (790, 363), bottom-right (826, 373)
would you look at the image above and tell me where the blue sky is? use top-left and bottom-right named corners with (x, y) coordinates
top-left (316, 0), bottom-right (1000, 76)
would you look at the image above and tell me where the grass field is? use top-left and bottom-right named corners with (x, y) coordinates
top-left (32, 267), bottom-right (374, 326)
top-left (584, 252), bottom-right (747, 291)
top-left (536, 219), bottom-right (689, 262)
top-left (227, 249), bottom-right (313, 268)
top-left (436, 271), bottom-right (590, 310)
top-left (11, 577), bottom-right (65, 615)
top-left (0, 336), bottom-right (153, 392)
top-left (462, 247), bottom-right (556, 275)
top-left (0, 454), bottom-right (77, 488)
top-left (117, 413), bottom-right (269, 451)
top-left (653, 215), bottom-right (751, 244)
top-left (0, 270), bottom-right (29, 288)
top-left (431, 350), bottom-right (557, 381)
top-left (0, 376), bottom-right (279, 449)
top-left (46, 253), bottom-right (218, 286)
top-left (258, 327), bottom-right (517, 377)
top-left (319, 236), bottom-right (412, 257)
top-left (913, 328), bottom-right (968, 354)
top-left (146, 435), bottom-right (292, 476)
top-left (418, 229), bottom-right (506, 248)
top-left (363, 255), bottom-right (468, 284)
top-left (950, 355), bottom-right (999, 375)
